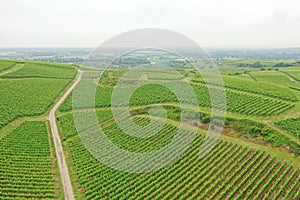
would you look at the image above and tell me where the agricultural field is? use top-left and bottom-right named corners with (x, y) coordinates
top-left (55, 58), bottom-right (300, 199)
top-left (281, 67), bottom-right (300, 81)
top-left (192, 74), bottom-right (298, 101)
top-left (58, 114), bottom-right (300, 199)
top-left (250, 70), bottom-right (297, 87)
top-left (1, 58), bottom-right (300, 199)
top-left (275, 117), bottom-right (300, 138)
top-left (0, 60), bottom-right (77, 128)
top-left (0, 60), bottom-right (16, 71)
top-left (0, 59), bottom-right (77, 198)
top-left (0, 121), bottom-right (60, 199)
top-left (0, 78), bottom-right (71, 128)
top-left (60, 77), bottom-right (294, 116)
top-left (1, 62), bottom-right (77, 79)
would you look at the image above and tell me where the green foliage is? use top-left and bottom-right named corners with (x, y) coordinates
top-left (59, 118), bottom-right (299, 199)
top-left (192, 75), bottom-right (298, 101)
top-left (147, 70), bottom-right (184, 80)
top-left (0, 60), bottom-right (15, 71)
top-left (59, 84), bottom-right (114, 112)
top-left (201, 116), bottom-right (210, 124)
top-left (98, 70), bottom-right (127, 86)
top-left (273, 62), bottom-right (293, 68)
top-left (251, 62), bottom-right (264, 68)
top-left (250, 70), bottom-right (295, 86)
top-left (229, 119), bottom-right (300, 155)
top-left (103, 120), bottom-right (178, 153)
top-left (0, 78), bottom-right (70, 128)
top-left (54, 62), bottom-right (300, 199)
top-left (112, 57), bottom-right (150, 67)
top-left (57, 109), bottom-right (113, 139)
top-left (129, 105), bottom-right (182, 122)
top-left (275, 117), bottom-right (300, 138)
top-left (193, 83), bottom-right (293, 116)
top-left (283, 70), bottom-right (300, 81)
top-left (1, 62), bottom-right (76, 79)
top-left (164, 106), bottom-right (181, 121)
top-left (246, 126), bottom-right (261, 137)
top-left (236, 62), bottom-right (264, 68)
top-left (130, 84), bottom-right (178, 106)
top-left (2, 60), bottom-right (300, 199)
top-left (60, 80), bottom-right (293, 116)
top-left (167, 59), bottom-right (190, 68)
top-left (0, 121), bottom-right (58, 199)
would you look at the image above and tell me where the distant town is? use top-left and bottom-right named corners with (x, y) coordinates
top-left (0, 47), bottom-right (300, 64)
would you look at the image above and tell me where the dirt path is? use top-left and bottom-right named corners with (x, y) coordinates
top-left (0, 63), bottom-right (24, 76)
top-left (278, 70), bottom-right (299, 83)
top-left (48, 70), bottom-right (83, 200)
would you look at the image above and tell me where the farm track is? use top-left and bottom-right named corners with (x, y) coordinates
top-left (0, 63), bottom-right (24, 76)
top-left (266, 122), bottom-right (300, 145)
top-left (279, 70), bottom-right (300, 83)
top-left (48, 70), bottom-right (83, 200)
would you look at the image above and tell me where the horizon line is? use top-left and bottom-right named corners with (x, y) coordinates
top-left (0, 46), bottom-right (300, 50)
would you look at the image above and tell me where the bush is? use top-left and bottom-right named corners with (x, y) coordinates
top-left (246, 126), bottom-right (261, 137)
top-left (201, 116), bottom-right (210, 124)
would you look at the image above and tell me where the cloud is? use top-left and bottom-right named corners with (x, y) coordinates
top-left (0, 0), bottom-right (299, 48)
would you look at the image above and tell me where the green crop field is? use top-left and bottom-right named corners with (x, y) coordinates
top-left (55, 60), bottom-right (300, 199)
top-left (275, 117), bottom-right (300, 138)
top-left (0, 60), bottom-right (77, 128)
top-left (0, 121), bottom-right (60, 199)
top-left (250, 70), bottom-right (297, 87)
top-left (0, 78), bottom-right (71, 128)
top-left (58, 115), bottom-right (300, 199)
top-left (0, 58), bottom-right (300, 199)
top-left (0, 60), bottom-right (16, 72)
top-left (0, 60), bottom-right (76, 199)
top-left (1, 62), bottom-right (77, 79)
top-left (59, 80), bottom-right (294, 116)
top-left (282, 68), bottom-right (300, 81)
top-left (193, 74), bottom-right (298, 101)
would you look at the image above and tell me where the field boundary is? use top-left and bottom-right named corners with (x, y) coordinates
top-left (0, 63), bottom-right (24, 76)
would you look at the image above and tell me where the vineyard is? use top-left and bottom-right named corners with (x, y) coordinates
top-left (0, 60), bottom-right (16, 71)
top-left (0, 60), bottom-right (77, 128)
top-left (0, 58), bottom-right (300, 199)
top-left (282, 68), bottom-right (300, 81)
top-left (59, 79), bottom-right (294, 116)
top-left (57, 109), bottom-right (113, 139)
top-left (0, 121), bottom-right (60, 199)
top-left (250, 70), bottom-right (297, 86)
top-left (275, 117), bottom-right (300, 138)
top-left (0, 78), bottom-right (71, 128)
top-left (192, 83), bottom-right (294, 116)
top-left (192, 74), bottom-right (298, 101)
top-left (1, 62), bottom-right (77, 79)
top-left (55, 64), bottom-right (300, 199)
top-left (58, 115), bottom-right (300, 199)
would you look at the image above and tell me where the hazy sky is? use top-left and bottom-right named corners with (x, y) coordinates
top-left (1, 0), bottom-right (300, 48)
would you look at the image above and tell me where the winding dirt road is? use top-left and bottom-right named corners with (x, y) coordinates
top-left (48, 70), bottom-right (83, 200)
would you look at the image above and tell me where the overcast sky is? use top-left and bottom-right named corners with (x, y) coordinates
top-left (1, 0), bottom-right (300, 48)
